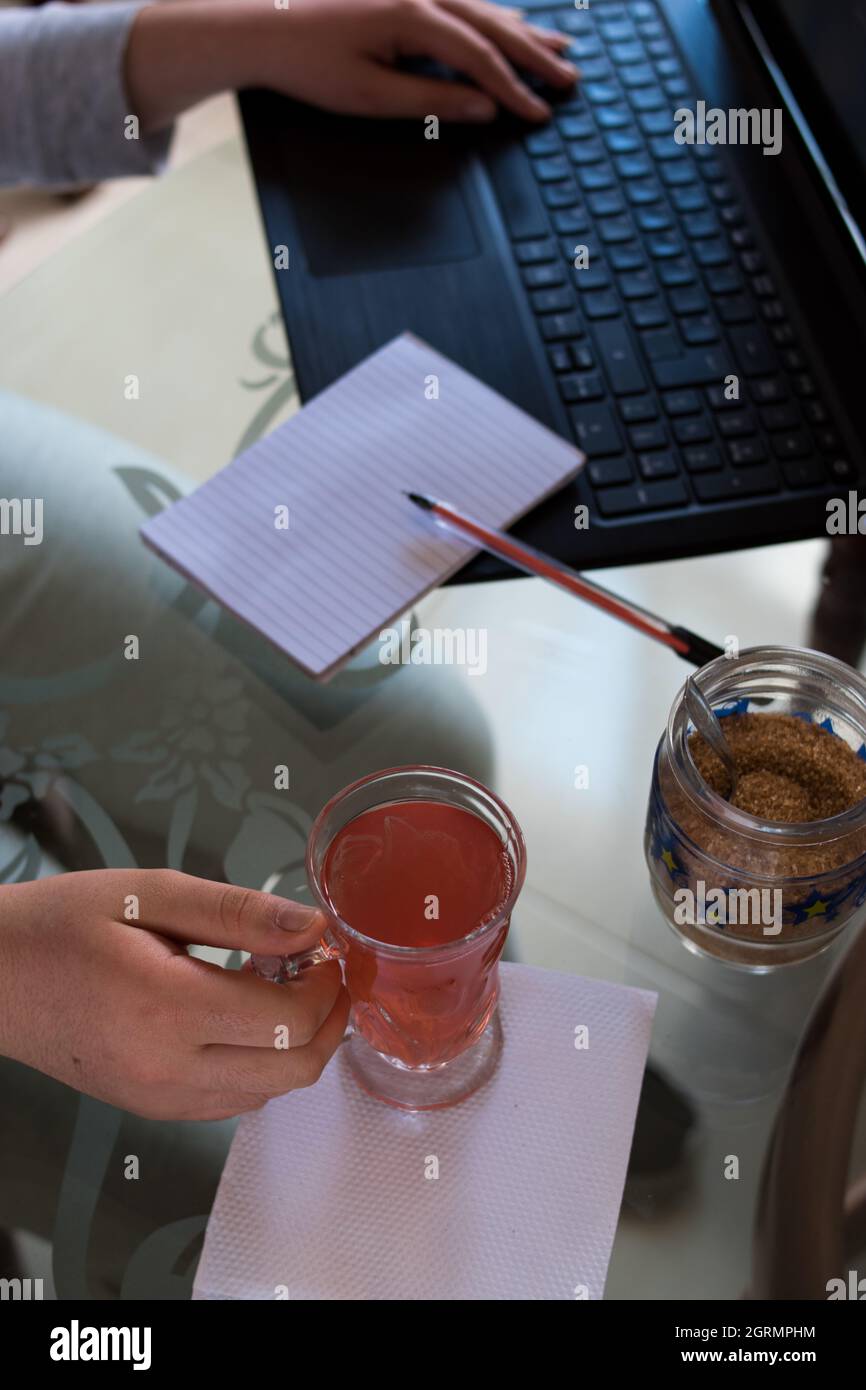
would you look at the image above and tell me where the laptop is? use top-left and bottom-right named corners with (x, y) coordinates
top-left (239, 0), bottom-right (866, 582)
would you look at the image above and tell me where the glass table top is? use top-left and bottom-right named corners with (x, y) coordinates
top-left (1, 132), bottom-right (863, 1301)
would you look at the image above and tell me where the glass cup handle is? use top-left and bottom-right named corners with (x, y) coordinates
top-left (250, 931), bottom-right (342, 984)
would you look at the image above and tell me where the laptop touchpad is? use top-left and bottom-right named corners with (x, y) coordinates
top-left (290, 135), bottom-right (481, 276)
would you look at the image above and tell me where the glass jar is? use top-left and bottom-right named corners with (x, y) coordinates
top-left (645, 646), bottom-right (866, 971)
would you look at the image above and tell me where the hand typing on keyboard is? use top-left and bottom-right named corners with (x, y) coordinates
top-left (125, 0), bottom-right (580, 131)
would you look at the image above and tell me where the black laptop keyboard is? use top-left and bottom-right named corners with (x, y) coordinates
top-left (486, 0), bottom-right (855, 521)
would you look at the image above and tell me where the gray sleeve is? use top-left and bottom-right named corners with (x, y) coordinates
top-left (0, 2), bottom-right (173, 189)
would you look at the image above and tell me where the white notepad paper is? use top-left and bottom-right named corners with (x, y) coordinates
top-left (141, 333), bottom-right (585, 680)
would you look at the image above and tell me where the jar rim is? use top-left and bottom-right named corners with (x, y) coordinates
top-left (664, 645), bottom-right (866, 845)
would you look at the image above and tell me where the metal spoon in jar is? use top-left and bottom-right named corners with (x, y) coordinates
top-left (685, 674), bottom-right (738, 801)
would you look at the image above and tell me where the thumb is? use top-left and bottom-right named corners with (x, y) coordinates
top-left (129, 870), bottom-right (329, 954)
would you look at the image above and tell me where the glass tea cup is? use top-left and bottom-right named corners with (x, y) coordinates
top-left (255, 765), bottom-right (526, 1110)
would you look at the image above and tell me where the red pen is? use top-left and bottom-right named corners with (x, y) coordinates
top-left (406, 491), bottom-right (723, 668)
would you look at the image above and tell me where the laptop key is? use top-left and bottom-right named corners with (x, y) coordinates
top-left (578, 165), bottom-right (617, 191)
top-left (561, 372), bottom-right (606, 402)
top-left (571, 343), bottom-right (596, 370)
top-left (523, 263), bottom-right (565, 289)
top-left (815, 427), bottom-right (841, 452)
top-left (619, 269), bottom-right (657, 299)
top-left (638, 110), bottom-right (671, 135)
top-left (707, 264), bottom-right (746, 294)
top-left (552, 208), bottom-right (590, 235)
top-left (670, 285), bottom-right (707, 315)
top-left (543, 182), bottom-right (581, 208)
top-left (692, 466), bottom-right (779, 501)
top-left (718, 410), bottom-right (758, 439)
top-left (585, 83), bottom-right (620, 104)
top-left (620, 394), bottom-right (659, 423)
top-left (568, 139), bottom-right (606, 166)
top-left (771, 430), bottom-right (811, 460)
top-left (525, 129), bottom-right (562, 156)
top-left (782, 349), bottom-right (806, 372)
top-left (772, 322), bottom-right (797, 347)
top-left (609, 41), bottom-right (648, 66)
top-left (638, 449), bottom-right (679, 480)
top-left (573, 264), bottom-right (613, 290)
top-left (636, 207), bottom-right (673, 232)
top-left (673, 415), bottom-right (713, 446)
top-left (620, 63), bottom-right (656, 89)
top-left (657, 258), bottom-right (694, 286)
top-left (661, 161), bottom-right (698, 187)
top-left (606, 130), bottom-right (643, 155)
top-left (588, 456), bottom-right (633, 487)
top-left (570, 403), bottom-right (623, 456)
top-left (717, 295), bottom-right (755, 325)
top-left (579, 59), bottom-right (616, 83)
top-left (750, 376), bottom-right (787, 405)
top-left (727, 325), bottom-right (776, 376)
top-left (598, 216), bottom-right (636, 243)
top-left (558, 113), bottom-right (596, 140)
top-left (600, 19), bottom-right (638, 42)
top-left (681, 212), bottom-right (719, 240)
top-left (649, 136), bottom-right (688, 162)
top-left (705, 384), bottom-right (744, 410)
top-left (567, 36), bottom-right (604, 61)
top-left (626, 178), bottom-right (663, 205)
top-left (683, 445), bottom-right (723, 473)
top-left (615, 153), bottom-right (653, 179)
top-left (641, 328), bottom-right (682, 360)
top-left (596, 106), bottom-right (633, 130)
top-left (783, 459), bottom-right (826, 490)
top-left (593, 318), bottom-right (647, 393)
top-left (583, 290), bottom-right (622, 319)
top-left (514, 237), bottom-right (558, 264)
top-left (596, 477), bottom-right (688, 515)
top-left (608, 242), bottom-right (647, 271)
top-left (804, 400), bottom-right (828, 425)
top-left (681, 315), bottom-right (719, 345)
top-left (541, 311), bottom-right (585, 340)
top-left (647, 233), bottom-right (681, 258)
top-left (662, 389), bottom-right (701, 416)
top-left (630, 422), bottom-right (667, 450)
top-left (828, 458), bottom-right (857, 483)
top-left (630, 298), bottom-right (669, 329)
top-left (727, 438), bottom-right (767, 466)
top-left (531, 287), bottom-right (575, 314)
top-left (652, 348), bottom-right (733, 389)
top-left (693, 239), bottom-right (731, 267)
top-left (761, 403), bottom-right (801, 432)
top-left (588, 190), bottom-right (626, 217)
top-left (671, 186), bottom-right (708, 213)
top-left (533, 155), bottom-right (572, 182)
top-left (548, 344), bottom-right (572, 373)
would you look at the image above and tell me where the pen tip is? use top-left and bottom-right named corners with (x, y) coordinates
top-left (405, 491), bottom-right (434, 510)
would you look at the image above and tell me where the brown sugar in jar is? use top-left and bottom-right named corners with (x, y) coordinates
top-left (645, 648), bottom-right (866, 970)
top-left (689, 713), bottom-right (866, 823)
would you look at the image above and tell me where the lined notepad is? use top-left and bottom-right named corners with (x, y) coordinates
top-left (141, 334), bottom-right (585, 680)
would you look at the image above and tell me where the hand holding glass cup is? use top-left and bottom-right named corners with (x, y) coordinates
top-left (252, 766), bottom-right (526, 1110)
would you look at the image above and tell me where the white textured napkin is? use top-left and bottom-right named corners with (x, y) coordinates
top-left (193, 963), bottom-right (656, 1301)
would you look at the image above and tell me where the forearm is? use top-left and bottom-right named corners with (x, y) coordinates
top-left (125, 0), bottom-right (263, 136)
top-left (0, 2), bottom-right (174, 188)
